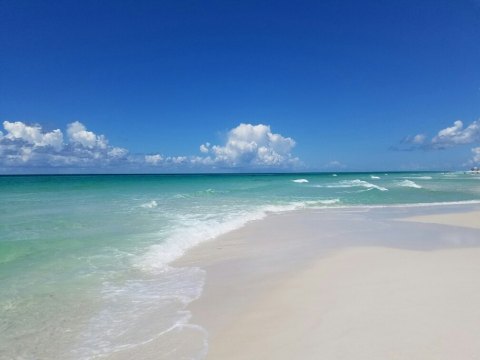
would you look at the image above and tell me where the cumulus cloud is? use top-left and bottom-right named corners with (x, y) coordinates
top-left (145, 154), bottom-right (163, 165)
top-left (67, 121), bottom-right (108, 149)
top-left (0, 120), bottom-right (128, 169)
top-left (1, 120), bottom-right (300, 172)
top-left (431, 120), bottom-right (480, 147)
top-left (396, 119), bottom-right (480, 165)
top-left (108, 147), bottom-right (128, 158)
top-left (170, 156), bottom-right (187, 164)
top-left (199, 143), bottom-right (210, 153)
top-left (395, 119), bottom-right (480, 151)
top-left (3, 121), bottom-right (64, 151)
top-left (203, 123), bottom-right (298, 167)
top-left (141, 123), bottom-right (299, 169)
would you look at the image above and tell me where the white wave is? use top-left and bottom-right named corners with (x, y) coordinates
top-left (323, 179), bottom-right (388, 191)
top-left (398, 180), bottom-right (422, 189)
top-left (138, 195), bottom-right (477, 271)
top-left (197, 188), bottom-right (216, 195)
top-left (332, 174), bottom-right (338, 177)
top-left (141, 200), bottom-right (158, 209)
top-left (370, 175), bottom-right (380, 179)
top-left (311, 199), bottom-right (340, 205)
top-left (403, 176), bottom-right (432, 180)
top-left (292, 179), bottom-right (309, 183)
top-left (173, 194), bottom-right (189, 199)
top-left (73, 267), bottom-right (207, 359)
top-left (137, 200), bottom-right (340, 272)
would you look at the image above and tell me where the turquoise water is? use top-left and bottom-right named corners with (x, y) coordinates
top-left (1, 172), bottom-right (480, 359)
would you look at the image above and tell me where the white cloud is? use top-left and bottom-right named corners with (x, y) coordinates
top-left (199, 142), bottom-right (210, 153)
top-left (190, 155), bottom-right (214, 166)
top-left (1, 120), bottom-right (300, 172)
top-left (412, 134), bottom-right (426, 144)
top-left (396, 119), bottom-right (480, 153)
top-left (399, 134), bottom-right (427, 149)
top-left (472, 147), bottom-right (480, 163)
top-left (206, 123), bottom-right (298, 167)
top-left (108, 147), bottom-right (128, 158)
top-left (0, 120), bottom-right (128, 169)
top-left (145, 154), bottom-right (163, 165)
top-left (19, 146), bottom-right (33, 162)
top-left (3, 121), bottom-right (64, 151)
top-left (170, 156), bottom-right (187, 164)
top-left (67, 121), bottom-right (108, 149)
top-left (432, 120), bottom-right (480, 147)
top-left (140, 123), bottom-right (299, 169)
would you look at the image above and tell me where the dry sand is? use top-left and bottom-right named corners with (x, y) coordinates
top-left (205, 247), bottom-right (480, 360)
top-left (405, 210), bottom-right (480, 230)
top-left (176, 206), bottom-right (480, 360)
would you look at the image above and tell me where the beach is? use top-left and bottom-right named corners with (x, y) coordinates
top-left (3, 0), bottom-right (480, 358)
top-left (176, 205), bottom-right (480, 360)
top-left (2, 173), bottom-right (480, 359)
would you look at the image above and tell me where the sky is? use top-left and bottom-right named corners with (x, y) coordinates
top-left (1, 0), bottom-right (479, 173)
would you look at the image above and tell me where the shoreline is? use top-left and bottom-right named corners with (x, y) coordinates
top-left (175, 204), bottom-right (480, 359)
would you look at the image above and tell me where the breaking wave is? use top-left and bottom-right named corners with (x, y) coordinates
top-left (141, 200), bottom-right (158, 209)
top-left (319, 179), bottom-right (388, 192)
top-left (292, 179), bottom-right (309, 183)
top-left (398, 180), bottom-right (422, 189)
top-left (403, 176), bottom-right (432, 180)
top-left (137, 200), bottom-right (340, 272)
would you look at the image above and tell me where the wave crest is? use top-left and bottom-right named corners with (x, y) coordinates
top-left (398, 180), bottom-right (422, 189)
top-left (292, 179), bottom-right (309, 183)
top-left (141, 200), bottom-right (158, 209)
top-left (403, 176), bottom-right (432, 180)
top-left (137, 200), bottom-right (340, 272)
top-left (322, 179), bottom-right (388, 191)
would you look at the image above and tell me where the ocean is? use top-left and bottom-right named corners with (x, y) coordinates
top-left (1, 172), bottom-right (480, 359)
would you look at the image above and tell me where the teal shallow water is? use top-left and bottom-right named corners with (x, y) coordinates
top-left (1, 172), bottom-right (480, 358)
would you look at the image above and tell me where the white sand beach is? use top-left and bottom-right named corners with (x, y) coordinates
top-left (175, 205), bottom-right (480, 360)
top-left (405, 210), bottom-right (480, 230)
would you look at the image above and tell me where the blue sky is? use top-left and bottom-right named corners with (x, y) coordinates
top-left (1, 0), bottom-right (479, 173)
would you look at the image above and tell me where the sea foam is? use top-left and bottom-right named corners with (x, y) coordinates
top-left (137, 200), bottom-right (340, 272)
top-left (321, 179), bottom-right (388, 191)
top-left (403, 176), bottom-right (432, 180)
top-left (398, 180), bottom-right (422, 189)
top-left (73, 267), bottom-right (207, 359)
top-left (141, 200), bottom-right (158, 208)
top-left (292, 179), bottom-right (309, 183)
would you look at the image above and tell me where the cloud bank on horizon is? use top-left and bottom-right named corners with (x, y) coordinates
top-left (397, 119), bottom-right (480, 166)
top-left (0, 121), bottom-right (300, 172)
top-left (0, 120), bottom-right (128, 169)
